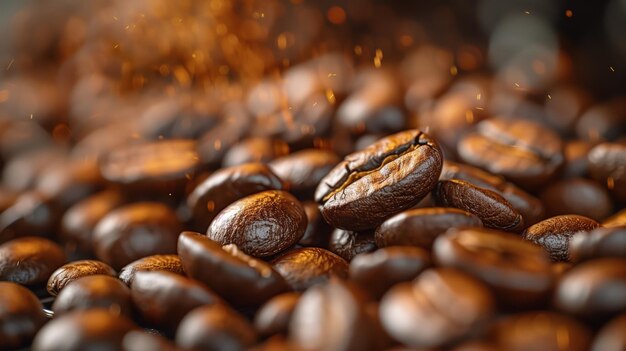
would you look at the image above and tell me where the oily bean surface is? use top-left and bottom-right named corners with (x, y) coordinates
top-left (272, 247), bottom-right (349, 291)
top-left (269, 149), bottom-right (340, 197)
top-left (0, 282), bottom-right (47, 350)
top-left (0, 236), bottom-right (67, 286)
top-left (328, 229), bottom-right (377, 261)
top-left (118, 254), bottom-right (184, 286)
top-left (254, 292), bottom-right (301, 337)
top-left (47, 260), bottom-right (116, 296)
top-left (570, 226), bottom-right (626, 261)
top-left (52, 275), bottom-right (132, 316)
top-left (540, 178), bottom-right (613, 221)
top-left (588, 141), bottom-right (626, 202)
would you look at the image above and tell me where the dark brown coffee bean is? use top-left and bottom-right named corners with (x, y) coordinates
top-left (554, 258), bottom-right (626, 320)
top-left (380, 268), bottom-right (494, 348)
top-left (222, 137), bottom-right (290, 168)
top-left (591, 313), bottom-right (626, 351)
top-left (0, 191), bottom-right (60, 244)
top-left (35, 158), bottom-right (104, 210)
top-left (0, 236), bottom-right (67, 286)
top-left (0, 282), bottom-right (47, 350)
top-left (350, 246), bottom-right (431, 299)
top-left (272, 247), bottom-right (349, 291)
top-left (272, 93), bottom-right (334, 149)
top-left (47, 260), bottom-right (116, 296)
top-left (588, 141), bottom-right (626, 202)
top-left (123, 330), bottom-right (180, 351)
top-left (457, 118), bottom-right (564, 189)
top-left (315, 130), bottom-right (443, 231)
top-left (328, 229), bottom-right (377, 261)
top-left (540, 178), bottom-right (613, 221)
top-left (570, 227), bottom-right (626, 261)
top-left (434, 228), bottom-right (553, 308)
top-left (52, 275), bottom-right (132, 316)
top-left (563, 140), bottom-right (594, 178)
top-left (298, 201), bottom-right (333, 247)
top-left (118, 254), bottom-right (184, 286)
top-left (197, 102), bottom-right (252, 167)
top-left (32, 309), bottom-right (137, 351)
top-left (176, 304), bottom-right (257, 351)
top-left (186, 163), bottom-right (283, 231)
top-left (2, 148), bottom-right (65, 192)
top-left (207, 190), bottom-right (306, 258)
top-left (433, 180), bottom-right (524, 232)
top-left (136, 99), bottom-right (219, 140)
top-left (249, 335), bottom-right (303, 351)
top-left (131, 271), bottom-right (221, 331)
top-left (603, 209), bottom-right (626, 227)
top-left (269, 149), bottom-right (340, 198)
top-left (375, 207), bottom-right (483, 249)
top-left (488, 311), bottom-right (591, 351)
top-left (577, 99), bottom-right (626, 142)
top-left (254, 292), bottom-right (301, 337)
top-left (93, 202), bottom-right (182, 270)
top-left (178, 231), bottom-right (288, 307)
top-left (522, 215), bottom-right (600, 262)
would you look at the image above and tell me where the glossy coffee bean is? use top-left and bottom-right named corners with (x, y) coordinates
top-left (118, 254), bottom-right (184, 286)
top-left (434, 228), bottom-right (553, 307)
top-left (207, 190), bottom-right (307, 258)
top-left (222, 137), bottom-right (290, 168)
top-left (380, 268), bottom-right (494, 348)
top-left (563, 140), bottom-right (593, 178)
top-left (0, 236), bottom-right (67, 286)
top-left (588, 141), bottom-right (626, 202)
top-left (47, 260), bottom-right (116, 296)
top-left (591, 313), bottom-right (626, 351)
top-left (269, 149), bottom-right (340, 198)
top-left (254, 292), bottom-right (301, 337)
top-left (522, 215), bottom-right (600, 262)
top-left (178, 231), bottom-right (288, 307)
top-left (197, 102), bottom-right (252, 167)
top-left (0, 282), bottom-right (47, 350)
top-left (176, 304), bottom-right (257, 351)
top-left (350, 246), bottom-right (431, 299)
top-left (315, 130), bottom-right (443, 231)
top-left (186, 163), bottom-right (283, 231)
top-left (433, 180), bottom-right (524, 232)
top-left (272, 247), bottom-right (349, 291)
top-left (2, 148), bottom-right (65, 192)
top-left (375, 207), bottom-right (483, 249)
top-left (131, 271), bottom-right (221, 331)
top-left (540, 178), bottom-right (613, 221)
top-left (52, 275), bottom-right (132, 316)
top-left (35, 158), bottom-right (104, 210)
top-left (0, 191), bottom-right (60, 244)
top-left (328, 229), bottom-right (377, 261)
top-left (603, 209), bottom-right (626, 227)
top-left (93, 202), bottom-right (182, 270)
top-left (458, 118), bottom-right (564, 189)
top-left (32, 309), bottom-right (137, 351)
top-left (298, 201), bottom-right (332, 247)
top-left (122, 330), bottom-right (180, 351)
top-left (488, 312), bottom-right (591, 351)
top-left (570, 227), bottom-right (626, 261)
top-left (554, 258), bottom-right (626, 320)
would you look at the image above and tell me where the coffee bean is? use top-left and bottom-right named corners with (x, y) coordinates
top-left (176, 304), bottom-right (257, 351)
top-left (272, 247), bottom-right (349, 291)
top-left (577, 99), bottom-right (626, 142)
top-left (0, 282), bottom-right (47, 350)
top-left (588, 141), bottom-right (626, 202)
top-left (52, 275), bottom-right (132, 316)
top-left (118, 254), bottom-right (184, 286)
top-left (298, 201), bottom-right (333, 247)
top-left (375, 207), bottom-right (483, 249)
top-left (591, 313), bottom-right (626, 351)
top-left (207, 190), bottom-right (307, 258)
top-left (197, 102), bottom-right (252, 167)
top-left (269, 149), bottom-right (340, 198)
top-left (434, 227), bottom-right (553, 307)
top-left (554, 258), bottom-right (626, 320)
top-left (178, 231), bottom-right (288, 307)
top-left (563, 140), bottom-right (594, 178)
top-left (380, 268), bottom-right (494, 348)
top-left (522, 215), bottom-right (600, 262)
top-left (249, 335), bottom-right (302, 351)
top-left (47, 260), bottom-right (116, 296)
top-left (93, 202), bottom-right (182, 270)
top-left (350, 246), bottom-right (431, 299)
top-left (35, 158), bottom-right (103, 210)
top-left (32, 309), bottom-right (137, 351)
top-left (570, 227), bottom-right (626, 261)
top-left (328, 229), bottom-right (377, 261)
top-left (433, 180), bottom-right (524, 232)
top-left (222, 137), bottom-right (290, 168)
top-left (2, 148), bottom-right (65, 192)
top-left (122, 330), bottom-right (179, 351)
top-left (315, 130), bottom-right (443, 231)
top-left (603, 209), bottom-right (626, 228)
top-left (254, 292), bottom-right (301, 337)
top-left (0, 191), bottom-right (60, 244)
top-left (540, 178), bottom-right (613, 221)
top-left (0, 236), bottom-right (67, 286)
top-left (186, 163), bottom-right (283, 231)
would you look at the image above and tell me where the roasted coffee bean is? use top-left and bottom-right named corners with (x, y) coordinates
top-left (135, 99), bottom-right (219, 140)
top-left (32, 309), bottom-right (137, 351)
top-left (576, 99), bottom-right (626, 142)
top-left (315, 130), bottom-right (443, 231)
top-left (522, 215), bottom-right (600, 262)
top-left (35, 158), bottom-right (103, 210)
top-left (269, 149), bottom-right (340, 198)
top-left (222, 137), bottom-right (290, 167)
top-left (350, 246), bottom-right (431, 299)
top-left (603, 209), bottom-right (626, 227)
top-left (2, 148), bottom-right (65, 192)
top-left (0, 191), bottom-right (60, 244)
top-left (591, 313), bottom-right (626, 351)
top-left (254, 292), bottom-right (301, 337)
top-left (457, 118), bottom-right (564, 189)
top-left (298, 201), bottom-right (333, 247)
top-left (540, 178), bottom-right (613, 221)
top-left (433, 180), bottom-right (524, 232)
top-left (272, 247), bottom-right (349, 291)
top-left (552, 262), bottom-right (573, 278)
top-left (488, 311), bottom-right (591, 351)
top-left (118, 254), bottom-right (184, 286)
top-left (273, 94), bottom-right (334, 149)
top-left (186, 163), bottom-right (283, 231)
top-left (570, 227), bottom-right (626, 261)
top-left (207, 190), bottom-right (307, 258)
top-left (563, 140), bottom-right (594, 178)
top-left (588, 141), bottom-right (626, 202)
top-left (197, 102), bottom-right (252, 167)
top-left (249, 335), bottom-right (303, 351)
top-left (131, 271), bottom-right (221, 331)
top-left (176, 304), bottom-right (257, 351)
top-left (375, 207), bottom-right (483, 249)
top-left (0, 236), bottom-right (67, 286)
top-left (328, 229), bottom-right (377, 261)
top-left (178, 231), bottom-right (288, 306)
top-left (47, 260), bottom-right (116, 296)
top-left (380, 268), bottom-right (494, 348)
top-left (123, 330), bottom-right (180, 351)
top-left (554, 258), bottom-right (626, 320)
top-left (52, 275), bottom-right (132, 316)
top-left (93, 202), bottom-right (182, 270)
top-left (0, 282), bottom-right (47, 350)
top-left (434, 228), bottom-right (553, 308)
